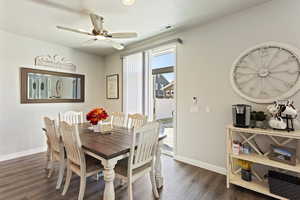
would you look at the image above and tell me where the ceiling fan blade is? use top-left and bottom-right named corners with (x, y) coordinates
top-left (56, 26), bottom-right (93, 36)
top-left (89, 13), bottom-right (103, 33)
top-left (82, 38), bottom-right (98, 46)
top-left (109, 32), bottom-right (138, 38)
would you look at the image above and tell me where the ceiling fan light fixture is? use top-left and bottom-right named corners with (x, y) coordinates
top-left (122, 0), bottom-right (135, 6)
top-left (113, 43), bottom-right (125, 50)
top-left (96, 35), bottom-right (106, 40)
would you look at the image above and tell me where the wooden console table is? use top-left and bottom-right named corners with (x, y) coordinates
top-left (227, 125), bottom-right (300, 200)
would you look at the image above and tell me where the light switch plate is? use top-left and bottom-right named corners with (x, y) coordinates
top-left (190, 105), bottom-right (199, 113)
top-left (205, 106), bottom-right (211, 113)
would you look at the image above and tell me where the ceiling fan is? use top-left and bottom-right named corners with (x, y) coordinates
top-left (56, 13), bottom-right (138, 50)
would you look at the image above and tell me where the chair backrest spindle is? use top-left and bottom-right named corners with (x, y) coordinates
top-left (129, 122), bottom-right (160, 169)
top-left (59, 111), bottom-right (84, 125)
top-left (43, 117), bottom-right (61, 153)
top-left (128, 113), bottom-right (147, 129)
top-left (60, 122), bottom-right (84, 166)
top-left (111, 112), bottom-right (126, 128)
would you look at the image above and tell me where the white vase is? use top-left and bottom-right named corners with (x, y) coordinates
top-left (92, 122), bottom-right (102, 133)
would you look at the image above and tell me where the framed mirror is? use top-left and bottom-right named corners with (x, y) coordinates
top-left (20, 68), bottom-right (85, 104)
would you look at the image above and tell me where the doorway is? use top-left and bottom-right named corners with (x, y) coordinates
top-left (150, 46), bottom-right (176, 155)
top-left (122, 45), bottom-right (177, 156)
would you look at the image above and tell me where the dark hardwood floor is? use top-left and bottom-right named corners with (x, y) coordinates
top-left (0, 153), bottom-right (274, 200)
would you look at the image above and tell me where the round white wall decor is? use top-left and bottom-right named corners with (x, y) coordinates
top-left (230, 42), bottom-right (300, 103)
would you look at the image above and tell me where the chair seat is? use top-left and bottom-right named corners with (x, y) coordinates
top-left (86, 155), bottom-right (104, 172)
top-left (70, 155), bottom-right (103, 176)
top-left (115, 158), bottom-right (152, 177)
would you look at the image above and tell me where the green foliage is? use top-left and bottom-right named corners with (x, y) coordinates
top-left (256, 111), bottom-right (266, 121)
top-left (251, 111), bottom-right (257, 120)
top-left (251, 111), bottom-right (266, 121)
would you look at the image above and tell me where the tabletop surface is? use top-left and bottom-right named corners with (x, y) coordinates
top-left (79, 123), bottom-right (167, 160)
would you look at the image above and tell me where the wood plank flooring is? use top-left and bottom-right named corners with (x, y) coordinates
top-left (0, 153), bottom-right (274, 200)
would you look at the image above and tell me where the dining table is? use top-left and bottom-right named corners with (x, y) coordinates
top-left (77, 123), bottom-right (167, 200)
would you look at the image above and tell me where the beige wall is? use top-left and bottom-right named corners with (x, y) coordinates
top-left (0, 30), bottom-right (105, 159)
top-left (104, 54), bottom-right (123, 112)
top-left (103, 0), bottom-right (300, 171)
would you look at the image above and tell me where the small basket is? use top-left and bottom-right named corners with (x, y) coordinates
top-left (268, 170), bottom-right (300, 200)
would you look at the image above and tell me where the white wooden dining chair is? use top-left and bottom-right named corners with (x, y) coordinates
top-left (59, 111), bottom-right (84, 124)
top-left (115, 122), bottom-right (160, 200)
top-left (60, 121), bottom-right (103, 200)
top-left (127, 113), bottom-right (148, 129)
top-left (43, 117), bottom-right (66, 190)
top-left (111, 112), bottom-right (127, 128)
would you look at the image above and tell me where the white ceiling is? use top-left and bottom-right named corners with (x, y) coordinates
top-left (0, 0), bottom-right (271, 56)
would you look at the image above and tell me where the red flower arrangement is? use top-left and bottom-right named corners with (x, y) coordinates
top-left (86, 108), bottom-right (109, 125)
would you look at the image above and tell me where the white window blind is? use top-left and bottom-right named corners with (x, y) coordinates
top-left (123, 52), bottom-right (144, 115)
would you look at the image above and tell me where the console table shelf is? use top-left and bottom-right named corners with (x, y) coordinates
top-left (231, 153), bottom-right (300, 173)
top-left (227, 125), bottom-right (300, 139)
top-left (230, 173), bottom-right (288, 200)
top-left (227, 125), bottom-right (300, 200)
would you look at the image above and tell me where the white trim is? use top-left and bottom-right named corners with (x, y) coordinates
top-left (173, 44), bottom-right (178, 156)
top-left (20, 65), bottom-right (85, 75)
top-left (174, 155), bottom-right (227, 175)
top-left (120, 38), bottom-right (182, 58)
top-left (152, 44), bottom-right (177, 56)
top-left (150, 44), bottom-right (178, 155)
top-left (0, 146), bottom-right (47, 162)
top-left (162, 149), bottom-right (174, 157)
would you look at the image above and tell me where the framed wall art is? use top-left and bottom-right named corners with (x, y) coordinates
top-left (106, 74), bottom-right (119, 99)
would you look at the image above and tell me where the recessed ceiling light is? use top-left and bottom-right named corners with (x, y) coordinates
top-left (122, 0), bottom-right (135, 6)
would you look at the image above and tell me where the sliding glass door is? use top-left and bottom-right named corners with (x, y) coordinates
top-left (123, 45), bottom-right (177, 155)
top-left (150, 46), bottom-right (176, 154)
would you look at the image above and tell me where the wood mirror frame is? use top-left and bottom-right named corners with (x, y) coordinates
top-left (20, 67), bottom-right (85, 104)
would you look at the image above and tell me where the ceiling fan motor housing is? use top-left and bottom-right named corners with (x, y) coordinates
top-left (92, 29), bottom-right (100, 35)
top-left (92, 29), bottom-right (109, 36)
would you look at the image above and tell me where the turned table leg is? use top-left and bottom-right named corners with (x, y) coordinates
top-left (102, 159), bottom-right (118, 200)
top-left (155, 140), bottom-right (164, 189)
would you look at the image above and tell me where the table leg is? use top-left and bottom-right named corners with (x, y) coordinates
top-left (101, 159), bottom-right (118, 200)
top-left (155, 140), bottom-right (164, 189)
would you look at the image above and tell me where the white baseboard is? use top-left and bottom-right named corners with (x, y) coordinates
top-left (174, 155), bottom-right (227, 175)
top-left (0, 146), bottom-right (47, 162)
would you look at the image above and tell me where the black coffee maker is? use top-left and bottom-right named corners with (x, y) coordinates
top-left (232, 104), bottom-right (251, 128)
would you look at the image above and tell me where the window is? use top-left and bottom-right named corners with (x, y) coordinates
top-left (122, 44), bottom-right (176, 121)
